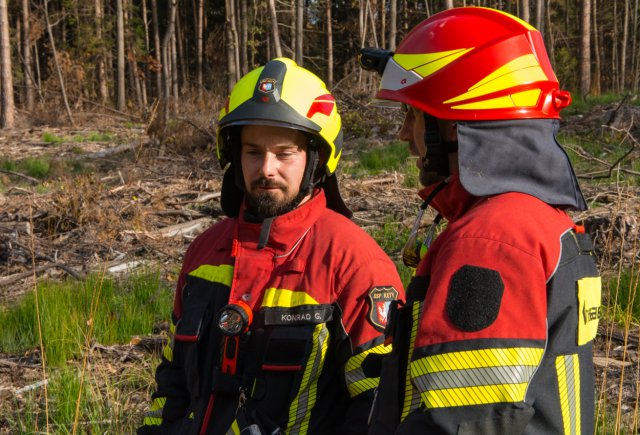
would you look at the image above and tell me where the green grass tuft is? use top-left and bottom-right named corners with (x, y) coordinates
top-left (42, 132), bottom-right (64, 144)
top-left (0, 271), bottom-right (173, 365)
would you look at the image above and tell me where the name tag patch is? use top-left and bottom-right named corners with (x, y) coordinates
top-left (263, 305), bottom-right (333, 325)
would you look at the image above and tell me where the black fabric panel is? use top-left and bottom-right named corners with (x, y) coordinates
top-left (446, 265), bottom-right (504, 332)
top-left (396, 403), bottom-right (534, 435)
top-left (457, 119), bottom-right (587, 211)
top-left (406, 275), bottom-right (430, 301)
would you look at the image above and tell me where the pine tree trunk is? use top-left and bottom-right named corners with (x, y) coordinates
top-left (225, 0), bottom-right (238, 92)
top-left (116, 0), bottom-right (126, 110)
top-left (621, 0), bottom-right (629, 90)
top-left (295, 0), bottom-right (303, 65)
top-left (43, 0), bottom-right (73, 125)
top-left (592, 0), bottom-right (601, 95)
top-left (240, 0), bottom-right (248, 74)
top-left (196, 0), bottom-right (204, 95)
top-left (326, 0), bottom-right (333, 88)
top-left (94, 0), bottom-right (109, 104)
top-left (389, 0), bottom-right (397, 50)
top-left (379, 0), bottom-right (386, 50)
top-left (21, 0), bottom-right (34, 111)
top-left (0, 0), bottom-right (14, 128)
top-left (580, 0), bottom-right (591, 96)
top-left (535, 0), bottom-right (545, 37)
top-left (162, 0), bottom-right (177, 118)
top-left (151, 0), bottom-right (163, 99)
top-left (268, 0), bottom-right (283, 58)
top-left (520, 0), bottom-right (530, 23)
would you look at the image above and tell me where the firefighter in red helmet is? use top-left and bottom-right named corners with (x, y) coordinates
top-left (360, 7), bottom-right (601, 434)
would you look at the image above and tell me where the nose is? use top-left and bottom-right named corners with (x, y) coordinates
top-left (259, 152), bottom-right (277, 178)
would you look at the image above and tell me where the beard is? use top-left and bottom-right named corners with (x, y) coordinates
top-left (244, 178), bottom-right (307, 218)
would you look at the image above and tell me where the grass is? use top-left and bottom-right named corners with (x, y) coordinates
top-left (0, 156), bottom-right (51, 179)
top-left (43, 131), bottom-right (116, 144)
top-left (342, 140), bottom-right (420, 187)
top-left (0, 270), bottom-right (173, 365)
top-left (0, 270), bottom-right (172, 432)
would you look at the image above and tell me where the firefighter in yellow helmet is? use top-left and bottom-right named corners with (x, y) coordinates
top-left (359, 7), bottom-right (601, 435)
top-left (138, 58), bottom-right (404, 435)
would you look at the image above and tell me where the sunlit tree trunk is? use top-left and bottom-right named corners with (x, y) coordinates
top-left (116, 0), bottom-right (126, 110)
top-left (380, 0), bottom-right (386, 49)
top-left (295, 0), bottom-right (303, 65)
top-left (22, 0), bottom-right (34, 111)
top-left (520, 0), bottom-right (530, 23)
top-left (151, 0), bottom-right (162, 99)
top-left (389, 0), bottom-right (397, 50)
top-left (196, 0), bottom-right (204, 95)
top-left (0, 0), bottom-right (14, 128)
top-left (592, 0), bottom-right (601, 95)
top-left (240, 0), bottom-right (248, 74)
top-left (43, 0), bottom-right (73, 125)
top-left (445, 0), bottom-right (454, 8)
top-left (225, 0), bottom-right (238, 91)
top-left (621, 0), bottom-right (629, 90)
top-left (580, 0), bottom-right (591, 96)
top-left (162, 0), bottom-right (177, 116)
top-left (268, 0), bottom-right (282, 58)
top-left (326, 0), bottom-right (333, 87)
top-left (94, 0), bottom-right (109, 104)
top-left (535, 0), bottom-right (545, 36)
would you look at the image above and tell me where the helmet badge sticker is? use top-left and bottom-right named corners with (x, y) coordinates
top-left (258, 78), bottom-right (277, 93)
top-left (367, 286), bottom-right (398, 331)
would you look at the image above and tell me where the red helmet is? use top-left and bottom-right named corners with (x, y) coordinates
top-left (375, 7), bottom-right (571, 120)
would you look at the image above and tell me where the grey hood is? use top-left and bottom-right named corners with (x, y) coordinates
top-left (457, 119), bottom-right (587, 211)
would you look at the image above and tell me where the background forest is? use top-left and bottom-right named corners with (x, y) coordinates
top-left (0, 0), bottom-right (638, 128)
top-left (0, 1), bottom-right (640, 434)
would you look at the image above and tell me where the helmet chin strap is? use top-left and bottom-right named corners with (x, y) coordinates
top-left (422, 113), bottom-right (458, 177)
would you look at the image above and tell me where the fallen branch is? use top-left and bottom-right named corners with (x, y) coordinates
top-left (0, 169), bottom-right (40, 184)
top-left (0, 262), bottom-right (83, 286)
top-left (80, 139), bottom-right (151, 160)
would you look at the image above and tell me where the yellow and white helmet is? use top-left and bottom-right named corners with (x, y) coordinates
top-left (217, 58), bottom-right (343, 175)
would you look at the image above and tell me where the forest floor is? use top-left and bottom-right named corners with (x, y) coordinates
top-left (0, 106), bottom-right (639, 431)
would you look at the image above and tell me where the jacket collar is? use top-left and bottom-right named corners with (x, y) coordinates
top-left (418, 173), bottom-right (477, 222)
top-left (236, 189), bottom-right (326, 253)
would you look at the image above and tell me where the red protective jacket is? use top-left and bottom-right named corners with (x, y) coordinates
top-left (371, 175), bottom-right (601, 435)
top-left (140, 190), bottom-right (404, 435)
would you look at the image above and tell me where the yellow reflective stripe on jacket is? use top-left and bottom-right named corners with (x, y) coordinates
top-left (261, 288), bottom-right (319, 307)
top-left (225, 420), bottom-right (241, 435)
top-left (410, 347), bottom-right (544, 408)
top-left (287, 323), bottom-right (329, 435)
top-left (556, 354), bottom-right (581, 435)
top-left (345, 342), bottom-right (391, 397)
top-left (162, 320), bottom-right (176, 362)
top-left (401, 301), bottom-right (423, 420)
top-left (142, 397), bottom-right (166, 426)
top-left (188, 264), bottom-right (234, 287)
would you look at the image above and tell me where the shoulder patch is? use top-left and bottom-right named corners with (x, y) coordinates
top-left (367, 286), bottom-right (398, 332)
top-left (446, 265), bottom-right (504, 332)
